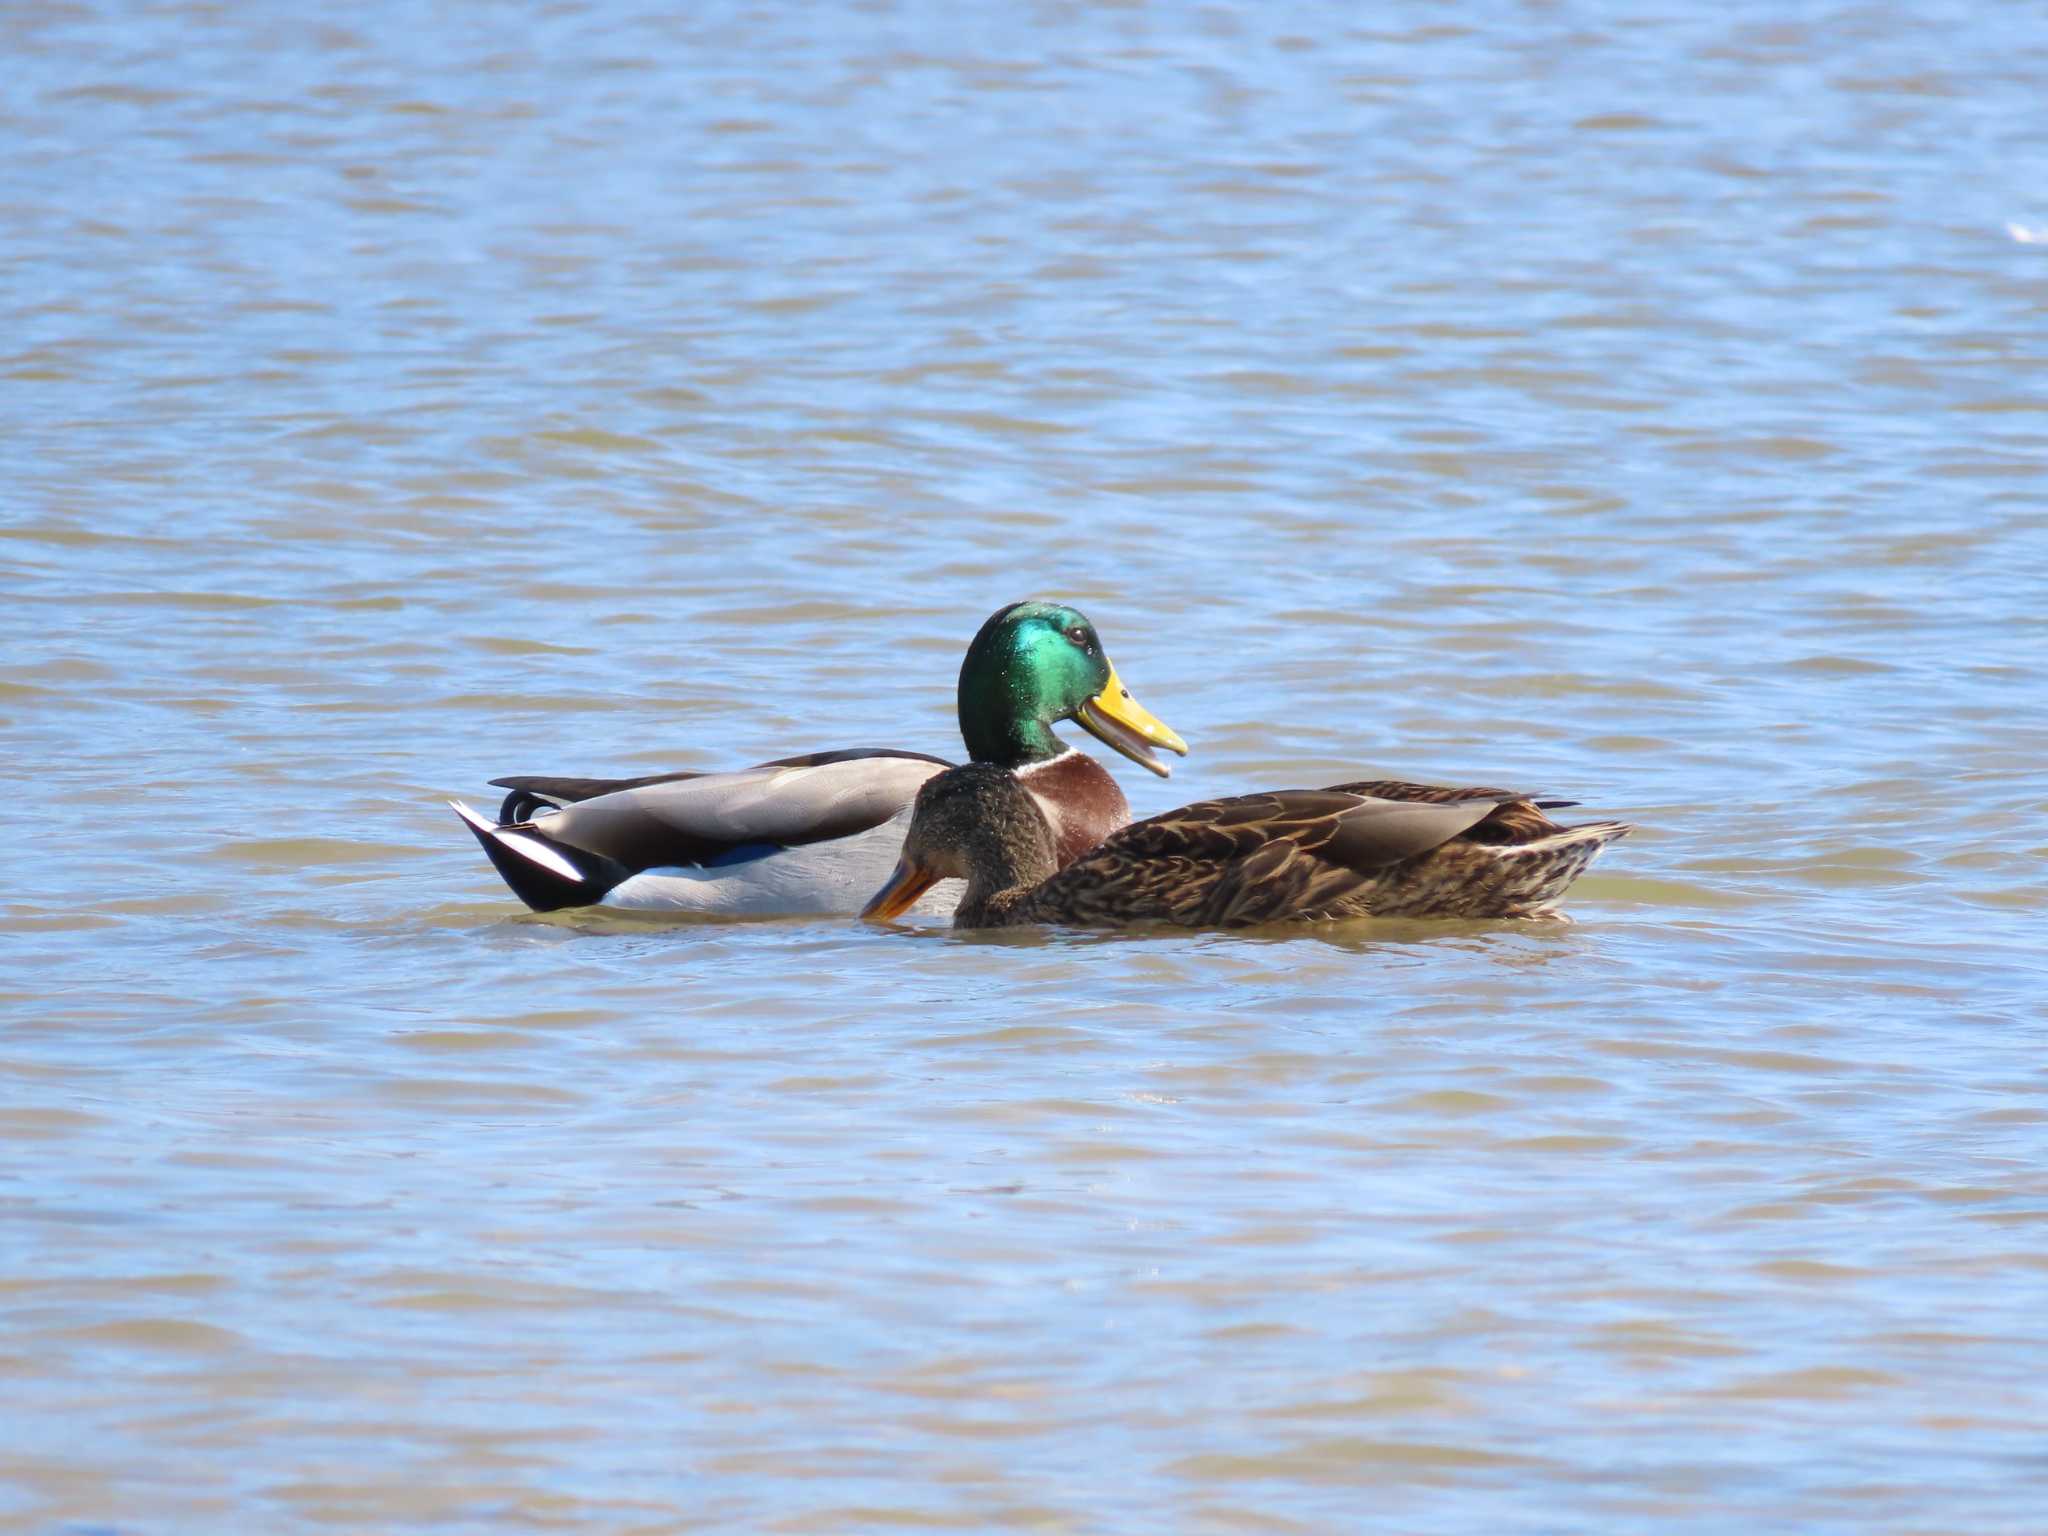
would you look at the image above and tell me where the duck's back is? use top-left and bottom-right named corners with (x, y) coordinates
top-left (1017, 789), bottom-right (1509, 928)
top-left (1318, 780), bottom-right (1631, 919)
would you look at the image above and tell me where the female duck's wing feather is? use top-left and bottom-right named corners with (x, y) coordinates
top-left (1320, 779), bottom-right (1583, 844)
top-left (1314, 781), bottom-right (1632, 918)
top-left (1030, 790), bottom-right (1510, 927)
top-left (456, 753), bottom-right (950, 912)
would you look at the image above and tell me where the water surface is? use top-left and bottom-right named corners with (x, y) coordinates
top-left (5, 2), bottom-right (2047, 1531)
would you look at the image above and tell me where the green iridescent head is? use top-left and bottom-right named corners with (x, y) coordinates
top-left (955, 600), bottom-right (1188, 775)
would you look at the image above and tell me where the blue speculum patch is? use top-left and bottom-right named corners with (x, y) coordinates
top-left (702, 842), bottom-right (781, 869)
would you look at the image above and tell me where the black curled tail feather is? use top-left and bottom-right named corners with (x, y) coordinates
top-left (498, 786), bottom-right (558, 823)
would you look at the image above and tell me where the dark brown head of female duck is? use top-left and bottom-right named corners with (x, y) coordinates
top-left (859, 764), bottom-right (1058, 926)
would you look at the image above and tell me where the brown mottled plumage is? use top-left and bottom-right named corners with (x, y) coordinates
top-left (861, 765), bottom-right (1631, 930)
top-left (1315, 780), bottom-right (1629, 920)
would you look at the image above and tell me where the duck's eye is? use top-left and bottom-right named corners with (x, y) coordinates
top-left (1068, 626), bottom-right (1097, 652)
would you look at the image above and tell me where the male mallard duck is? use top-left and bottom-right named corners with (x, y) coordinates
top-left (862, 763), bottom-right (1630, 928)
top-left (450, 601), bottom-right (1188, 914)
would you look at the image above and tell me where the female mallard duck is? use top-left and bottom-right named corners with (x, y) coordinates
top-left (450, 601), bottom-right (1188, 914)
top-left (862, 763), bottom-right (1631, 928)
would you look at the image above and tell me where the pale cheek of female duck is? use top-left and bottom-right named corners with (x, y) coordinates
top-left (901, 833), bottom-right (967, 882)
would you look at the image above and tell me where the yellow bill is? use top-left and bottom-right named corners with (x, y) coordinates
top-left (1075, 661), bottom-right (1190, 779)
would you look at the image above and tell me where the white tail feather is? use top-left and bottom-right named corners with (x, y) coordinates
top-left (448, 799), bottom-right (584, 883)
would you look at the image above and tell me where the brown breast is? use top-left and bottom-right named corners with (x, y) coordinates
top-left (1016, 752), bottom-right (1131, 868)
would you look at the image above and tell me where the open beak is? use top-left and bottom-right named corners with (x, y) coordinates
top-left (861, 856), bottom-right (941, 921)
top-left (1075, 661), bottom-right (1190, 779)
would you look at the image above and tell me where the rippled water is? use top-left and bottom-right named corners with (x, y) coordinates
top-left (7, 2), bottom-right (2048, 1531)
